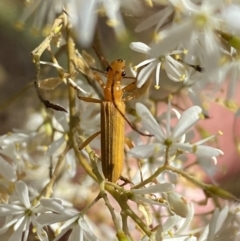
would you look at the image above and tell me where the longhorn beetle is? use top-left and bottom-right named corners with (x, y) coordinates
top-left (75, 56), bottom-right (152, 183)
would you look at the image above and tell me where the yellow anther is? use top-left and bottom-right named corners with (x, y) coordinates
top-left (180, 74), bottom-right (186, 81)
top-left (192, 145), bottom-right (197, 153)
top-left (153, 32), bottom-right (161, 43)
top-left (168, 94), bottom-right (173, 101)
top-left (145, 0), bottom-right (153, 7)
top-left (15, 21), bottom-right (24, 30)
top-left (106, 19), bottom-right (119, 27)
top-left (234, 207), bottom-right (240, 214)
top-left (54, 24), bottom-right (63, 34)
top-left (154, 145), bottom-right (160, 154)
top-left (199, 113), bottom-right (205, 120)
top-left (168, 230), bottom-right (174, 237)
top-left (133, 65), bottom-right (138, 71)
top-left (218, 130), bottom-right (223, 135)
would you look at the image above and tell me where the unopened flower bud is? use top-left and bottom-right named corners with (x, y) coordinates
top-left (165, 192), bottom-right (190, 218)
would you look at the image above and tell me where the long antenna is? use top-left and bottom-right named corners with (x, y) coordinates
top-left (110, 79), bottom-right (153, 137)
top-left (34, 81), bottom-right (67, 112)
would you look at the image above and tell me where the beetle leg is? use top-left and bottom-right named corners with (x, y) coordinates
top-left (77, 95), bottom-right (102, 103)
top-left (122, 79), bottom-right (137, 93)
top-left (123, 79), bottom-right (151, 102)
top-left (79, 131), bottom-right (101, 150)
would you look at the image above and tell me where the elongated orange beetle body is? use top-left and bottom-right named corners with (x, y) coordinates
top-left (101, 59), bottom-right (126, 182)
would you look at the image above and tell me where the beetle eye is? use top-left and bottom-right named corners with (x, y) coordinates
top-left (106, 66), bottom-right (111, 72)
top-left (122, 71), bottom-right (126, 77)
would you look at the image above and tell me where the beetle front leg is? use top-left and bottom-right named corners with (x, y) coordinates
top-left (122, 79), bottom-right (151, 102)
top-left (77, 95), bottom-right (102, 104)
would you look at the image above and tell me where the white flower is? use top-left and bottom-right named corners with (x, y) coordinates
top-left (130, 183), bottom-right (174, 207)
top-left (220, 4), bottom-right (240, 34)
top-left (163, 192), bottom-right (189, 218)
top-left (198, 206), bottom-right (229, 241)
top-left (149, 0), bottom-right (224, 75)
top-left (18, 0), bottom-right (126, 47)
top-left (0, 154), bottom-right (16, 182)
top-left (130, 42), bottom-right (186, 88)
top-left (215, 47), bottom-right (240, 101)
top-left (0, 131), bottom-right (44, 174)
top-left (37, 198), bottom-right (99, 241)
top-left (128, 102), bottom-right (223, 161)
top-left (0, 181), bottom-right (48, 241)
top-left (17, 0), bottom-right (66, 31)
top-left (141, 202), bottom-right (196, 241)
top-left (134, 3), bottom-right (175, 33)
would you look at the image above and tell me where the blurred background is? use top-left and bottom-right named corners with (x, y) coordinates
top-left (0, 0), bottom-right (39, 133)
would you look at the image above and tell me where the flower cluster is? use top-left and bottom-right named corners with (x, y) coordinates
top-left (1, 0), bottom-right (240, 240)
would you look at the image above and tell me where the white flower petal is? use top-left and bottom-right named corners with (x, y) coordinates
top-left (198, 225), bottom-right (209, 241)
top-left (166, 192), bottom-right (190, 218)
top-left (2, 133), bottom-right (28, 145)
top-left (22, 218), bottom-right (31, 241)
top-left (54, 111), bottom-right (69, 131)
top-left (149, 21), bottom-right (192, 57)
top-left (137, 61), bottom-right (157, 87)
top-left (68, 224), bottom-right (81, 241)
top-left (0, 217), bottom-right (18, 234)
top-left (129, 42), bottom-right (150, 54)
top-left (53, 217), bottom-right (78, 241)
top-left (165, 56), bottom-right (186, 80)
top-left (10, 218), bottom-right (27, 241)
top-left (173, 143), bottom-right (223, 157)
top-left (135, 9), bottom-right (165, 32)
top-left (78, 217), bottom-right (99, 241)
top-left (214, 206), bottom-right (228, 234)
top-left (162, 216), bottom-right (181, 232)
top-left (171, 106), bottom-right (202, 140)
top-left (37, 213), bottom-right (69, 226)
top-left (221, 4), bottom-right (240, 34)
top-left (0, 156), bottom-right (16, 182)
top-left (45, 136), bottom-right (66, 157)
top-left (207, 207), bottom-right (221, 240)
top-left (136, 103), bottom-right (165, 142)
top-left (176, 202), bottom-right (194, 234)
top-left (135, 58), bottom-right (155, 69)
top-left (66, 148), bottom-right (77, 177)
top-left (128, 143), bottom-right (163, 159)
top-left (74, 0), bottom-right (97, 47)
top-left (36, 226), bottom-right (49, 241)
top-left (15, 181), bottom-right (30, 208)
top-left (31, 216), bottom-right (49, 241)
top-left (40, 199), bottom-right (67, 214)
top-left (0, 204), bottom-right (25, 216)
